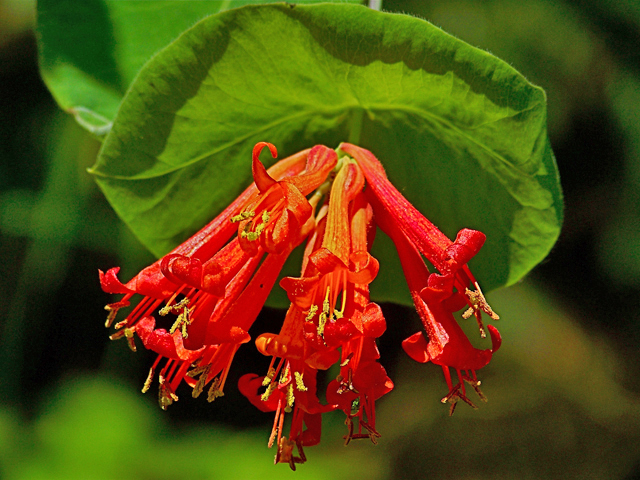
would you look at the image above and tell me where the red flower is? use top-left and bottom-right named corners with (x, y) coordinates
top-left (101, 141), bottom-right (501, 467)
top-left (101, 143), bottom-right (336, 407)
top-left (341, 143), bottom-right (500, 415)
top-left (240, 161), bottom-right (392, 466)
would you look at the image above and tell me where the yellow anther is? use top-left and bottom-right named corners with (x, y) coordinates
top-left (124, 327), bottom-right (136, 352)
top-left (261, 382), bottom-right (277, 402)
top-left (190, 364), bottom-right (211, 398)
top-left (114, 319), bottom-right (128, 329)
top-left (322, 287), bottom-right (331, 314)
top-left (305, 305), bottom-right (318, 321)
top-left (317, 312), bottom-right (327, 336)
top-left (108, 330), bottom-right (124, 341)
top-left (158, 375), bottom-right (178, 410)
top-left (207, 377), bottom-right (224, 402)
top-left (334, 309), bottom-right (344, 320)
top-left (181, 321), bottom-right (188, 339)
top-left (160, 297), bottom-right (190, 316)
top-left (465, 286), bottom-right (499, 320)
top-left (230, 210), bottom-right (255, 223)
top-left (279, 365), bottom-right (290, 385)
top-left (285, 383), bottom-right (295, 413)
top-left (104, 304), bottom-right (121, 328)
top-left (186, 362), bottom-right (207, 377)
top-left (241, 222), bottom-right (255, 239)
top-left (240, 210), bottom-right (270, 241)
top-left (294, 371), bottom-right (307, 392)
top-left (262, 367), bottom-right (277, 386)
top-left (169, 307), bottom-right (192, 338)
top-left (317, 287), bottom-right (331, 336)
top-left (142, 367), bottom-right (155, 393)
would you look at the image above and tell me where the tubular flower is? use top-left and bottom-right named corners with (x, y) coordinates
top-left (101, 143), bottom-right (336, 407)
top-left (340, 143), bottom-right (501, 415)
top-left (100, 141), bottom-right (501, 468)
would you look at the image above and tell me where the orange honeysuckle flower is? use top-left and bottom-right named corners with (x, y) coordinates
top-left (239, 163), bottom-right (392, 466)
top-left (340, 143), bottom-right (500, 415)
top-left (101, 143), bottom-right (335, 407)
top-left (100, 141), bottom-right (502, 468)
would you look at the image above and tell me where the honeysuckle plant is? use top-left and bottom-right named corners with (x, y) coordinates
top-left (38, 0), bottom-right (562, 470)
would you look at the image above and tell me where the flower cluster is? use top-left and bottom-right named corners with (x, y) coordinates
top-left (100, 142), bottom-right (500, 469)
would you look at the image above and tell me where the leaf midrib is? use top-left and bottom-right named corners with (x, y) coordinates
top-left (91, 99), bottom-right (541, 181)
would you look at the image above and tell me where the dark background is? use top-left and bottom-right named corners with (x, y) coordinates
top-left (1, 1), bottom-right (639, 479)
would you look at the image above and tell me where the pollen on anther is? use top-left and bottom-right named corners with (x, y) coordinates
top-left (294, 371), bottom-right (307, 392)
top-left (263, 367), bottom-right (277, 386)
top-left (261, 382), bottom-right (277, 401)
top-left (305, 305), bottom-right (318, 321)
top-left (114, 319), bottom-right (128, 329)
top-left (285, 383), bottom-right (295, 412)
top-left (230, 210), bottom-right (255, 223)
top-left (123, 327), bottom-right (137, 352)
top-left (142, 367), bottom-right (155, 393)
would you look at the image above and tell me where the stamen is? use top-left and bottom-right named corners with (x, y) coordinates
top-left (294, 371), bottom-right (307, 391)
top-left (339, 270), bottom-right (348, 316)
top-left (463, 372), bottom-right (488, 402)
top-left (105, 308), bottom-right (119, 328)
top-left (240, 210), bottom-right (270, 241)
top-left (261, 382), bottom-right (277, 402)
top-left (305, 305), bottom-right (318, 321)
top-left (158, 374), bottom-right (178, 410)
top-left (159, 297), bottom-right (190, 316)
top-left (142, 366), bottom-right (155, 393)
top-left (441, 383), bottom-right (479, 416)
top-left (279, 364), bottom-right (290, 385)
top-left (124, 328), bottom-right (136, 352)
top-left (340, 352), bottom-right (353, 367)
top-left (263, 367), bottom-right (277, 386)
top-left (268, 399), bottom-right (283, 449)
top-left (230, 210), bottom-right (255, 223)
top-left (344, 417), bottom-right (354, 446)
top-left (169, 306), bottom-right (193, 338)
top-left (207, 377), bottom-right (224, 402)
top-left (285, 383), bottom-right (295, 413)
top-left (464, 284), bottom-right (499, 336)
top-left (190, 364), bottom-right (211, 398)
top-left (317, 312), bottom-right (328, 336)
top-left (317, 287), bottom-right (331, 336)
top-left (114, 319), bottom-right (128, 329)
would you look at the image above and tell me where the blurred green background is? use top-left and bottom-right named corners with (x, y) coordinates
top-left (1, 0), bottom-right (640, 479)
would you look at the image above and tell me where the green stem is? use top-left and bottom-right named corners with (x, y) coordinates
top-left (347, 108), bottom-right (364, 145)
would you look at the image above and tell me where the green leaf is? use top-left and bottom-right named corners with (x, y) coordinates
top-left (37, 0), bottom-right (363, 138)
top-left (91, 3), bottom-right (562, 306)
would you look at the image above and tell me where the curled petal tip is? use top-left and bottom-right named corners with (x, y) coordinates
top-left (444, 229), bottom-right (486, 268)
top-left (487, 324), bottom-right (502, 353)
top-left (252, 142), bottom-right (278, 193)
top-left (160, 254), bottom-right (203, 289)
top-left (99, 267), bottom-right (133, 294)
top-left (401, 332), bottom-right (430, 364)
top-left (253, 141), bottom-right (278, 161)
